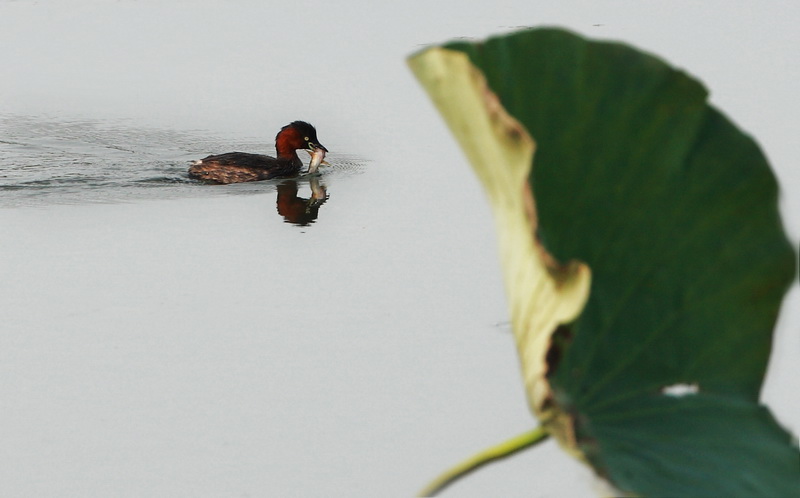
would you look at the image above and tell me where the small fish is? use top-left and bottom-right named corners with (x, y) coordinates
top-left (305, 147), bottom-right (329, 174)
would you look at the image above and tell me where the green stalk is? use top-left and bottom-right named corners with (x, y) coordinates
top-left (418, 426), bottom-right (550, 496)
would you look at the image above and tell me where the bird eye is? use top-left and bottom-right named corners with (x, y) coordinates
top-left (304, 136), bottom-right (309, 141)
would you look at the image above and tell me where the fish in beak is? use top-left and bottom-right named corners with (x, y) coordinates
top-left (305, 146), bottom-right (329, 174)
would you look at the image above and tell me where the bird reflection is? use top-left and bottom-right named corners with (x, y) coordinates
top-left (275, 175), bottom-right (329, 226)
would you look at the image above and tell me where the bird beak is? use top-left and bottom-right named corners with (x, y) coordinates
top-left (309, 142), bottom-right (328, 153)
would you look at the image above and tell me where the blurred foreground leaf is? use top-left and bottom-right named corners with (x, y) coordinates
top-left (409, 28), bottom-right (798, 496)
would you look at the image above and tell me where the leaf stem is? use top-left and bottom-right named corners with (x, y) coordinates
top-left (418, 426), bottom-right (550, 496)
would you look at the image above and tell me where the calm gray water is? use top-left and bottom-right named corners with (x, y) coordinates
top-left (0, 114), bottom-right (366, 214)
top-left (1, 1), bottom-right (798, 497)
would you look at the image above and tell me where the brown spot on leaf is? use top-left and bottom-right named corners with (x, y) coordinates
top-left (545, 324), bottom-right (574, 377)
top-left (523, 182), bottom-right (583, 287)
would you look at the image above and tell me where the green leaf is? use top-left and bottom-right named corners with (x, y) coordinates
top-left (409, 28), bottom-right (798, 496)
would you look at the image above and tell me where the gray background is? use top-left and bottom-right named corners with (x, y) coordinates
top-left (1, 1), bottom-right (797, 496)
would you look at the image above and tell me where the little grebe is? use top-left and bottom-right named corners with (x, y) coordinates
top-left (188, 121), bottom-right (328, 184)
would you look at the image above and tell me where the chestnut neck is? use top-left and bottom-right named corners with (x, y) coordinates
top-left (275, 127), bottom-right (303, 160)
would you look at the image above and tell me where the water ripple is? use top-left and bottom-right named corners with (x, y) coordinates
top-left (0, 114), bottom-right (365, 207)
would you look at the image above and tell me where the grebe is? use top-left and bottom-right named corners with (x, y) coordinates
top-left (188, 121), bottom-right (328, 184)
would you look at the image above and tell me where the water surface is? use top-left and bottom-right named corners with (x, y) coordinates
top-left (1, 1), bottom-right (798, 497)
top-left (0, 115), bottom-right (365, 213)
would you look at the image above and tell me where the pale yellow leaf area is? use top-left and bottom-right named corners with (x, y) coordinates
top-left (409, 47), bottom-right (592, 454)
